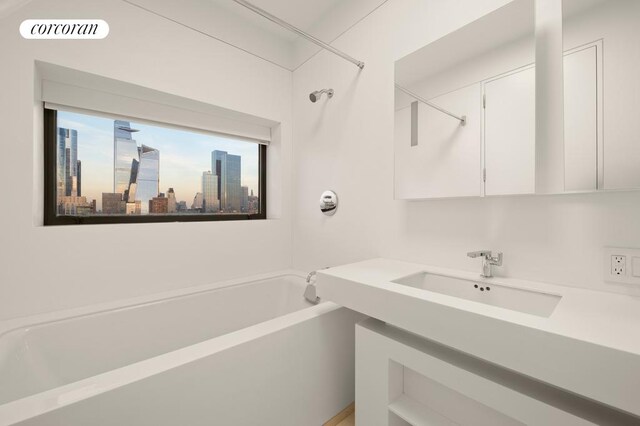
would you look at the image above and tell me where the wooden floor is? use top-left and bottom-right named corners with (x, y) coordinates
top-left (335, 412), bottom-right (355, 426)
top-left (323, 403), bottom-right (355, 426)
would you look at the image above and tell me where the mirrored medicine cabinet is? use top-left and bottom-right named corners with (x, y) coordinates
top-left (394, 0), bottom-right (640, 200)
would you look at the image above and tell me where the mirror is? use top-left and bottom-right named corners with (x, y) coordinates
top-left (394, 0), bottom-right (536, 200)
top-left (563, 0), bottom-right (640, 192)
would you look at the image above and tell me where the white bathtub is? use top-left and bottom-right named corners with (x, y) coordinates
top-left (0, 272), bottom-right (362, 425)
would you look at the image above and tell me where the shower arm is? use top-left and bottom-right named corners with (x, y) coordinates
top-left (232, 0), bottom-right (365, 69)
top-left (395, 83), bottom-right (467, 126)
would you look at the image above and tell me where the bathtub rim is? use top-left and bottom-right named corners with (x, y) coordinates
top-left (0, 270), bottom-right (340, 425)
top-left (0, 269), bottom-right (308, 339)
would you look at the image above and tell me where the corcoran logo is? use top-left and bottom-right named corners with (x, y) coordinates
top-left (20, 19), bottom-right (109, 39)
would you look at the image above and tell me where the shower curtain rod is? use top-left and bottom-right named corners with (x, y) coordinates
top-left (232, 0), bottom-right (365, 69)
top-left (395, 84), bottom-right (466, 125)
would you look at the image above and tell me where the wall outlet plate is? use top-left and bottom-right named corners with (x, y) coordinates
top-left (611, 255), bottom-right (626, 276)
top-left (604, 247), bottom-right (640, 286)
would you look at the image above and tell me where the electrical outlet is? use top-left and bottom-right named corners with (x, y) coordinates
top-left (604, 247), bottom-right (640, 286)
top-left (611, 255), bottom-right (626, 276)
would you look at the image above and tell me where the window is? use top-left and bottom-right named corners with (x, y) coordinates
top-left (44, 107), bottom-right (266, 225)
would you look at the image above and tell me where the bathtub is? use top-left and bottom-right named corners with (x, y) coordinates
top-left (0, 272), bottom-right (362, 425)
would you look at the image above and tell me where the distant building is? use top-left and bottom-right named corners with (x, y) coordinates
top-left (202, 171), bottom-right (219, 213)
top-left (102, 193), bottom-right (125, 214)
top-left (247, 189), bottom-right (260, 214)
top-left (126, 201), bottom-right (141, 215)
top-left (167, 188), bottom-right (177, 213)
top-left (212, 150), bottom-right (241, 212)
top-left (177, 201), bottom-right (188, 212)
top-left (241, 186), bottom-right (249, 212)
top-left (191, 192), bottom-right (203, 211)
top-left (149, 193), bottom-right (168, 214)
top-left (76, 160), bottom-right (82, 197)
top-left (58, 195), bottom-right (90, 215)
top-left (57, 128), bottom-right (80, 205)
top-left (75, 205), bottom-right (93, 216)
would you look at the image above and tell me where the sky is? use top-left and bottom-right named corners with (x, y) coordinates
top-left (57, 110), bottom-right (259, 210)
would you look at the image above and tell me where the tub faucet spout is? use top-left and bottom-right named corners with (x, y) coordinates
top-left (306, 271), bottom-right (317, 283)
top-left (304, 267), bottom-right (329, 304)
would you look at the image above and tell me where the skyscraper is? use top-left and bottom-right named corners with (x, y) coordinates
top-left (135, 145), bottom-right (160, 214)
top-left (211, 150), bottom-right (226, 209)
top-left (113, 121), bottom-right (159, 214)
top-left (212, 150), bottom-right (241, 212)
top-left (57, 128), bottom-right (79, 204)
top-left (202, 171), bottom-right (219, 213)
top-left (114, 120), bottom-right (139, 197)
top-left (76, 160), bottom-right (82, 197)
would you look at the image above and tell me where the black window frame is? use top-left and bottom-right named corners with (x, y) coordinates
top-left (44, 107), bottom-right (267, 226)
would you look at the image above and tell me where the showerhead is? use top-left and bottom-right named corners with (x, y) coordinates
top-left (309, 89), bottom-right (334, 103)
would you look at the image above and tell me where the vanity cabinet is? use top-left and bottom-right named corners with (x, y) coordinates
top-left (394, 0), bottom-right (537, 200)
top-left (317, 259), bottom-right (640, 423)
top-left (357, 319), bottom-right (624, 426)
top-left (395, 0), bottom-right (640, 199)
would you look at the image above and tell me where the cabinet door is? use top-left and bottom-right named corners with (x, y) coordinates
top-left (484, 67), bottom-right (536, 196)
top-left (394, 84), bottom-right (482, 199)
top-left (564, 45), bottom-right (598, 192)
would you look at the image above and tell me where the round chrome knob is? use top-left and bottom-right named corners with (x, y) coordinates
top-left (319, 190), bottom-right (338, 216)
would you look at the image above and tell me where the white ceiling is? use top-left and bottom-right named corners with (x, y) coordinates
top-left (248, 0), bottom-right (348, 35)
top-left (126, 0), bottom-right (387, 70)
top-left (0, 0), bottom-right (385, 70)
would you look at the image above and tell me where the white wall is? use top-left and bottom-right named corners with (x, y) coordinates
top-left (292, 0), bottom-right (640, 295)
top-left (3, 0), bottom-right (639, 322)
top-left (0, 0), bottom-right (293, 320)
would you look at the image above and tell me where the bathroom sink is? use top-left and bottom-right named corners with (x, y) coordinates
top-left (391, 272), bottom-right (561, 317)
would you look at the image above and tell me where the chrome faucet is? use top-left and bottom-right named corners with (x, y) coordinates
top-left (306, 271), bottom-right (317, 283)
top-left (467, 250), bottom-right (503, 278)
top-left (304, 267), bottom-right (329, 304)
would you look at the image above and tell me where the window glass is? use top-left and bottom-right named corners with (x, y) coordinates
top-left (53, 110), bottom-right (262, 219)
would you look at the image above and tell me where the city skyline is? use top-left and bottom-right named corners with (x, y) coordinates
top-left (57, 110), bottom-right (260, 213)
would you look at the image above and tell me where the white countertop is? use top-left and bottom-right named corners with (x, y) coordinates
top-left (317, 258), bottom-right (640, 417)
